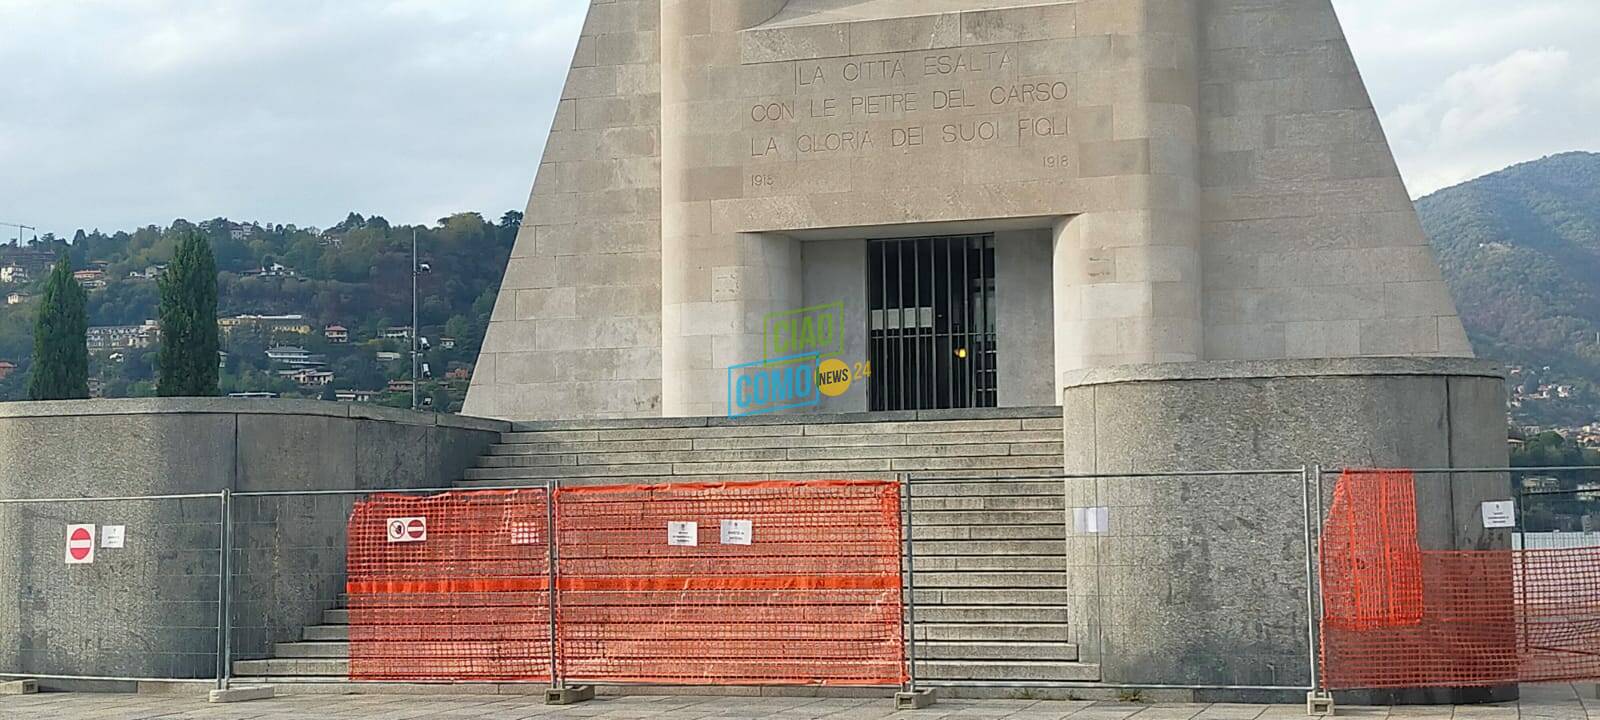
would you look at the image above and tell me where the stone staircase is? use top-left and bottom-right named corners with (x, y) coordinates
top-left (233, 408), bottom-right (1097, 688)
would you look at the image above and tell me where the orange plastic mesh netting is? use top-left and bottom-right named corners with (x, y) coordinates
top-left (553, 480), bottom-right (906, 686)
top-left (345, 489), bottom-right (552, 681)
top-left (1320, 470), bottom-right (1600, 689)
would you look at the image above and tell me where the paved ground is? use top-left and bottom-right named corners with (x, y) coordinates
top-left (1, 685), bottom-right (1594, 720)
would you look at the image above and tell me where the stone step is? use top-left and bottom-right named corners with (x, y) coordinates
top-left (323, 609), bottom-right (349, 625)
top-left (912, 605), bottom-right (1070, 624)
top-left (909, 496), bottom-right (1065, 511)
top-left (911, 540), bottom-right (1065, 556)
top-left (912, 571), bottom-right (1066, 588)
top-left (912, 510), bottom-right (1064, 526)
top-left (917, 641), bottom-right (1079, 662)
top-left (304, 625), bottom-right (349, 642)
top-left (914, 589), bottom-right (1071, 606)
top-left (912, 525), bottom-right (1065, 540)
top-left (916, 623), bottom-right (1070, 642)
top-left (908, 481), bottom-right (1061, 497)
top-left (233, 658), bottom-right (348, 677)
top-left (917, 660), bottom-right (1099, 682)
top-left (500, 419), bottom-right (1058, 445)
top-left (273, 641), bottom-right (350, 658)
top-left (910, 556), bottom-right (1065, 572)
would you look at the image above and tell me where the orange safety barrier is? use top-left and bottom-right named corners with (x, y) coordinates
top-left (1320, 470), bottom-right (1600, 689)
top-left (346, 489), bottom-right (552, 681)
top-left (554, 480), bottom-right (906, 686)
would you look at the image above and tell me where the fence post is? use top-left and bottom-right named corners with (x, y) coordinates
top-left (546, 478), bottom-right (559, 689)
top-left (215, 488), bottom-right (232, 692)
top-left (895, 473), bottom-right (935, 709)
top-left (1306, 465), bottom-right (1333, 715)
top-left (542, 477), bottom-right (592, 705)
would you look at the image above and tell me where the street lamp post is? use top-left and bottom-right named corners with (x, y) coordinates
top-left (412, 229), bottom-right (419, 411)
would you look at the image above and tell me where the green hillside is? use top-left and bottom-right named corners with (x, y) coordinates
top-left (1418, 151), bottom-right (1600, 429)
top-left (0, 211), bottom-right (519, 410)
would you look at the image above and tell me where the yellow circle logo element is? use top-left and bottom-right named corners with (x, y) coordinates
top-left (817, 358), bottom-right (853, 397)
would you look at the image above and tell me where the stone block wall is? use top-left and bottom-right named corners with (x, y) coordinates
top-left (0, 399), bottom-right (505, 682)
top-left (464, 0), bottom-right (666, 420)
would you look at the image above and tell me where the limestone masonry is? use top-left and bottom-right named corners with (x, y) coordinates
top-left (464, 0), bottom-right (1471, 421)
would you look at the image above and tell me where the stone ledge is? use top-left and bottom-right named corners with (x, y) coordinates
top-left (1062, 357), bottom-right (1503, 389)
top-left (0, 397), bottom-right (510, 432)
top-left (513, 406), bottom-right (1062, 432)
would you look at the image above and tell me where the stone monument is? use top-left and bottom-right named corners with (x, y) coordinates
top-left (463, 0), bottom-right (1510, 701)
top-left (465, 0), bottom-right (1474, 421)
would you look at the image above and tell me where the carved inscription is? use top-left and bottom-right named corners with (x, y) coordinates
top-left (746, 45), bottom-right (1075, 185)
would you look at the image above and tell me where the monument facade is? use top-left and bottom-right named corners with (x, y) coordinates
top-left (464, 0), bottom-right (1472, 421)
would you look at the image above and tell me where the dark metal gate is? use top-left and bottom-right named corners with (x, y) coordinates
top-left (867, 234), bottom-right (995, 411)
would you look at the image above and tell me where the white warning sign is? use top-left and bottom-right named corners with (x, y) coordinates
top-left (387, 516), bottom-right (428, 543)
top-left (720, 519), bottom-right (753, 545)
top-left (667, 521), bottom-right (698, 547)
top-left (1073, 507), bottom-right (1110, 534)
top-left (1481, 501), bottom-right (1516, 529)
top-left (101, 525), bottom-right (126, 549)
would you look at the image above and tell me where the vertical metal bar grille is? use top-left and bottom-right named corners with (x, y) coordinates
top-left (868, 234), bottom-right (996, 412)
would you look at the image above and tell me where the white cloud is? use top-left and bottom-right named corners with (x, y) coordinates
top-left (1335, 0), bottom-right (1600, 196)
top-left (0, 1), bottom-right (1595, 234)
top-left (0, 0), bottom-right (585, 237)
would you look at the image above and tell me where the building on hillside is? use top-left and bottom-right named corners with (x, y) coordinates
top-left (289, 369), bottom-right (335, 387)
top-left (324, 325), bottom-right (350, 343)
top-left (334, 389), bottom-right (377, 402)
top-left (386, 379), bottom-right (414, 394)
top-left (0, 361), bottom-right (16, 380)
top-left (226, 391), bottom-right (279, 399)
top-left (7, 292), bottom-right (30, 305)
top-left (376, 351), bottom-right (403, 362)
top-left (73, 269), bottom-right (106, 289)
top-left (0, 249), bottom-right (58, 277)
top-left (86, 321), bottom-right (160, 351)
top-left (219, 314), bottom-right (313, 336)
top-left (445, 366), bottom-right (471, 382)
top-left (127, 264), bottom-right (167, 281)
top-left (382, 326), bottom-right (413, 341)
top-left (0, 265), bottom-right (28, 284)
top-left (440, 337), bottom-right (457, 350)
top-left (264, 346), bottom-right (324, 367)
top-left (242, 262), bottom-right (297, 278)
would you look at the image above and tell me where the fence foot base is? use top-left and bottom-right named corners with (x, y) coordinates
top-left (896, 689), bottom-right (937, 710)
top-left (209, 685), bottom-right (273, 704)
top-left (0, 680), bottom-right (38, 695)
top-left (546, 685), bottom-right (594, 705)
top-left (1306, 690), bottom-right (1334, 716)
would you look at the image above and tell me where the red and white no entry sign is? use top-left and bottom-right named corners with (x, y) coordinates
top-left (386, 516), bottom-right (427, 543)
top-left (65, 524), bottom-right (96, 565)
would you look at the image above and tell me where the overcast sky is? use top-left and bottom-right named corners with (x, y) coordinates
top-left (0, 0), bottom-right (1595, 239)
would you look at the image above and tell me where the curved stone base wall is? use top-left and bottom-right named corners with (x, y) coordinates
top-left (1060, 358), bottom-right (1511, 701)
top-left (0, 399), bottom-right (506, 682)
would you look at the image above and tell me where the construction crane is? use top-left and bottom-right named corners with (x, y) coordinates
top-left (0, 222), bottom-right (37, 245)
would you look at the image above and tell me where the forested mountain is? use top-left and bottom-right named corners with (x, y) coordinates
top-left (0, 211), bottom-right (519, 410)
top-left (1418, 151), bottom-right (1600, 430)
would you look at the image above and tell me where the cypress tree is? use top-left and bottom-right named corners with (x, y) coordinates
top-left (29, 256), bottom-right (90, 400)
top-left (157, 230), bottom-right (220, 396)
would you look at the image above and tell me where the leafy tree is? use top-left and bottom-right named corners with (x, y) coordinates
top-left (319, 383), bottom-right (338, 401)
top-left (157, 231), bottom-right (220, 396)
top-left (29, 257), bottom-right (89, 400)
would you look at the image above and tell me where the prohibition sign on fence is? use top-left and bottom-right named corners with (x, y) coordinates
top-left (65, 524), bottom-right (96, 564)
top-left (386, 516), bottom-right (427, 543)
